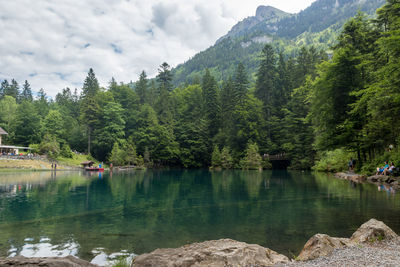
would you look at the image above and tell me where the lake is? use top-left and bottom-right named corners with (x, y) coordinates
top-left (0, 170), bottom-right (399, 264)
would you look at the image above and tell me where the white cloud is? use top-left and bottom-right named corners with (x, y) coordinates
top-left (0, 0), bottom-right (316, 97)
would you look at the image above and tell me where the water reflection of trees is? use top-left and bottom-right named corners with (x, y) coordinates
top-left (1, 170), bottom-right (400, 261)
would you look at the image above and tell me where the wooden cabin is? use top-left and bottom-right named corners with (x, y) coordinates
top-left (0, 127), bottom-right (32, 155)
top-left (81, 161), bottom-right (95, 168)
top-left (0, 127), bottom-right (7, 146)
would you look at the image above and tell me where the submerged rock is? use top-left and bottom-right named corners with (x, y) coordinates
top-left (132, 239), bottom-right (289, 267)
top-left (0, 255), bottom-right (97, 267)
top-left (297, 234), bottom-right (350, 261)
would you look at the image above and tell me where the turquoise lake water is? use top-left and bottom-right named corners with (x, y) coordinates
top-left (0, 170), bottom-right (399, 264)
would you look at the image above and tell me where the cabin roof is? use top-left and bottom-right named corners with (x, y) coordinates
top-left (0, 145), bottom-right (31, 150)
top-left (0, 127), bottom-right (8, 135)
top-left (81, 161), bottom-right (95, 165)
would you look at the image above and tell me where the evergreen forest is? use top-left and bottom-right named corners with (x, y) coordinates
top-left (0, 0), bottom-right (399, 173)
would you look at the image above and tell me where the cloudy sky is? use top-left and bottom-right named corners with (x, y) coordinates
top-left (0, 0), bottom-right (317, 96)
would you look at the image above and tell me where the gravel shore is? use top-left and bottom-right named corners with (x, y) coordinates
top-left (275, 237), bottom-right (400, 267)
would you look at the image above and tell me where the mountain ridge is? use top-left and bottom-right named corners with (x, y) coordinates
top-left (171, 0), bottom-right (386, 86)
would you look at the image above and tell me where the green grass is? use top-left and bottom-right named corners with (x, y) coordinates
top-left (57, 154), bottom-right (99, 167)
top-left (109, 258), bottom-right (131, 267)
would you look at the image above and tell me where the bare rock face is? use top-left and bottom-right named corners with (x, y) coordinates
top-left (0, 256), bottom-right (98, 267)
top-left (132, 239), bottom-right (289, 267)
top-left (350, 218), bottom-right (398, 243)
top-left (297, 234), bottom-right (350, 261)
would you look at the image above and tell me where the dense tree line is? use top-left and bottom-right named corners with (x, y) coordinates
top-left (0, 45), bottom-right (323, 168)
top-left (0, 0), bottom-right (398, 171)
top-left (310, 0), bottom-right (400, 171)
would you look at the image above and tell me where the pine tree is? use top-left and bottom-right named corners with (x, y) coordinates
top-left (0, 80), bottom-right (9, 99)
top-left (35, 88), bottom-right (49, 118)
top-left (155, 63), bottom-right (174, 125)
top-left (136, 71), bottom-right (148, 104)
top-left (21, 80), bottom-right (33, 102)
top-left (255, 44), bottom-right (277, 118)
top-left (80, 68), bottom-right (101, 155)
top-left (157, 62), bottom-right (173, 93)
top-left (82, 68), bottom-right (100, 97)
top-left (5, 79), bottom-right (20, 101)
top-left (233, 63), bottom-right (248, 105)
top-left (202, 69), bottom-right (220, 143)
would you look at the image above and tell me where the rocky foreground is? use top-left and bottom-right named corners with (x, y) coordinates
top-left (0, 219), bottom-right (398, 267)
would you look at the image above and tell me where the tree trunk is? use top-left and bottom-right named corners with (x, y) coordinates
top-left (88, 126), bottom-right (91, 155)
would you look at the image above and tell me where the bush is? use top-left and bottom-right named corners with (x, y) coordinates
top-left (211, 146), bottom-right (234, 170)
top-left (220, 147), bottom-right (234, 169)
top-left (29, 144), bottom-right (40, 154)
top-left (313, 148), bottom-right (355, 172)
top-left (240, 142), bottom-right (262, 170)
top-left (39, 134), bottom-right (60, 159)
top-left (60, 144), bottom-right (74, 158)
top-left (211, 146), bottom-right (221, 169)
top-left (109, 142), bottom-right (126, 166)
top-left (109, 139), bottom-right (142, 167)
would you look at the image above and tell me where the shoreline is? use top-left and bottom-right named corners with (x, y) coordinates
top-left (334, 171), bottom-right (400, 190)
top-left (1, 219), bottom-right (397, 267)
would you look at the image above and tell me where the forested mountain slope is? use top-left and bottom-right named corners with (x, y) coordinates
top-left (172, 0), bottom-right (385, 85)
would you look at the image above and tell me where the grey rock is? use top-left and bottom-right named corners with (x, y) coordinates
top-left (132, 239), bottom-right (289, 267)
top-left (335, 172), bottom-right (366, 183)
top-left (350, 218), bottom-right (398, 243)
top-left (0, 256), bottom-right (98, 267)
top-left (297, 234), bottom-right (350, 261)
top-left (297, 218), bottom-right (398, 262)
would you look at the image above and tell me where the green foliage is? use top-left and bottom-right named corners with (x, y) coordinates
top-left (109, 142), bottom-right (125, 166)
top-left (220, 147), bottom-right (234, 169)
top-left (0, 96), bottom-right (17, 139)
top-left (136, 70), bottom-right (148, 104)
top-left (313, 149), bottom-right (354, 172)
top-left (39, 134), bottom-right (60, 159)
top-left (29, 144), bottom-right (40, 154)
top-left (93, 101), bottom-right (126, 161)
top-left (202, 69), bottom-right (220, 142)
top-left (211, 146), bottom-right (221, 169)
top-left (13, 100), bottom-right (41, 146)
top-left (110, 258), bottom-right (130, 267)
top-left (43, 109), bottom-right (64, 141)
top-left (109, 140), bottom-right (141, 167)
top-left (2, 1), bottom-right (394, 170)
top-left (240, 142), bottom-right (262, 170)
top-left (21, 80), bottom-right (33, 102)
top-left (211, 146), bottom-right (234, 169)
top-left (60, 144), bottom-right (74, 158)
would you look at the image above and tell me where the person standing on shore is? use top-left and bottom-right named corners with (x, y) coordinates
top-left (348, 158), bottom-right (354, 172)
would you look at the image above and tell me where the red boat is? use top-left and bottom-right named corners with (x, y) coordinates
top-left (81, 161), bottom-right (104, 172)
top-left (85, 167), bottom-right (104, 172)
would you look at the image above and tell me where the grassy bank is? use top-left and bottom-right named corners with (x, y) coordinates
top-left (0, 154), bottom-right (97, 171)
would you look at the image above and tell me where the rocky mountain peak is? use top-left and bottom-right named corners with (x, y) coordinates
top-left (255, 5), bottom-right (289, 20)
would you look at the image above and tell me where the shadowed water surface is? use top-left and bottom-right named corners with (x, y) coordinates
top-left (0, 170), bottom-right (399, 264)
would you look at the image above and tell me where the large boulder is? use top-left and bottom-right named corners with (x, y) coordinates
top-left (350, 218), bottom-right (398, 243)
top-left (132, 239), bottom-right (289, 267)
top-left (297, 234), bottom-right (350, 261)
top-left (0, 256), bottom-right (97, 267)
top-left (297, 219), bottom-right (398, 262)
